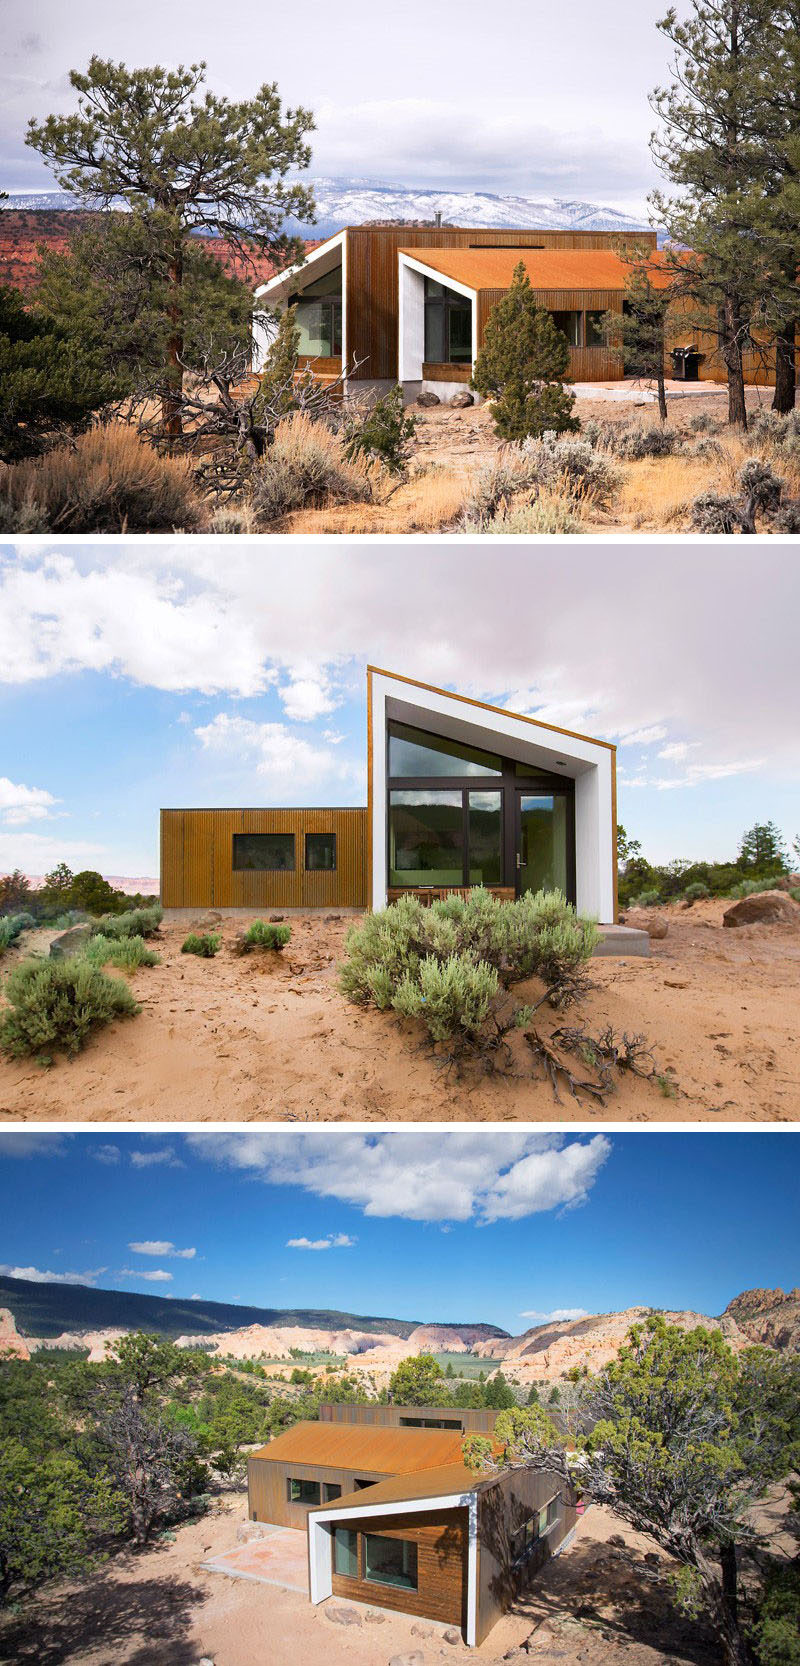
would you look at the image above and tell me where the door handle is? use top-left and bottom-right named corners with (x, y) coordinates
top-left (516, 852), bottom-right (522, 870)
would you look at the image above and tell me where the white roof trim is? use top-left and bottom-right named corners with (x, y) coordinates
top-left (397, 250), bottom-right (477, 304)
top-left (254, 229), bottom-right (346, 300)
top-left (308, 1489), bottom-right (475, 1526)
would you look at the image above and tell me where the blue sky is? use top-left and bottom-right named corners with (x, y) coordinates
top-left (1, 543), bottom-right (798, 879)
top-left (1, 1130), bottom-right (797, 1333)
top-left (3, 0), bottom-right (670, 211)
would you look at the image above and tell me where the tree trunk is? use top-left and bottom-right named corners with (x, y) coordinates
top-left (657, 371), bottom-right (668, 423)
top-left (722, 299), bottom-right (748, 429)
top-left (162, 245), bottom-right (185, 444)
top-left (772, 320), bottom-right (796, 414)
top-left (694, 1544), bottom-right (752, 1666)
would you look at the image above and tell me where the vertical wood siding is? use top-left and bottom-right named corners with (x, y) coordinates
top-left (346, 229), bottom-right (654, 381)
top-left (476, 1470), bottom-right (577, 1645)
top-left (319, 1403), bottom-right (499, 1434)
top-left (247, 1456), bottom-right (386, 1530)
top-left (160, 809), bottom-right (368, 909)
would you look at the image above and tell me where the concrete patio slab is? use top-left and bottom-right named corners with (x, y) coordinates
top-left (203, 1528), bottom-right (309, 1593)
top-left (594, 924), bottom-right (650, 958)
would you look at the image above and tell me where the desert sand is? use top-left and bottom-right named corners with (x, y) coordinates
top-left (0, 1494), bottom-right (720, 1666)
top-left (1, 898), bottom-right (798, 1121)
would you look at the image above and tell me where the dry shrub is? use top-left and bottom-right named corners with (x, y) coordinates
top-left (402, 471), bottom-right (467, 531)
top-left (0, 425), bottom-right (205, 533)
top-left (617, 452), bottom-right (724, 529)
top-left (463, 492), bottom-right (582, 534)
top-left (250, 411), bottom-right (383, 525)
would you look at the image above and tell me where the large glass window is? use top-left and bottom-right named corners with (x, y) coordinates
top-left (364, 1534), bottom-right (418, 1590)
top-left (389, 723), bottom-right (502, 778)
top-left (289, 264), bottom-right (343, 358)
top-left (424, 277), bottom-right (472, 364)
top-left (287, 1477), bottom-right (321, 1505)
top-left (551, 310), bottom-right (582, 347)
top-left (468, 792), bottom-right (503, 885)
top-left (518, 795), bottom-right (568, 895)
top-left (389, 791), bottom-right (463, 887)
top-left (306, 832), bottom-right (337, 871)
top-left (334, 1527), bottom-right (358, 1577)
top-left (233, 833), bottom-right (295, 872)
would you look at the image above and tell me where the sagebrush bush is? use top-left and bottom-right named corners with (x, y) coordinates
top-left (94, 904), bottom-right (163, 940)
top-left (0, 912), bottom-right (36, 953)
top-left (748, 408), bottom-right (800, 455)
top-left (462, 497), bottom-right (582, 535)
top-left (0, 426), bottom-right (204, 533)
top-left (517, 432), bottom-right (621, 506)
top-left (690, 490), bottom-right (740, 534)
top-left (240, 920), bottom-right (291, 951)
top-left (209, 504), bottom-right (259, 534)
top-left (83, 933), bottom-right (160, 971)
top-left (583, 418), bottom-right (681, 460)
top-left (250, 412), bottom-right (379, 524)
top-left (0, 958), bottom-right (139, 1060)
top-left (460, 433), bottom-right (618, 528)
top-left (683, 881), bottom-right (710, 901)
top-left (339, 889), bottom-right (598, 1049)
top-left (182, 932), bottom-right (221, 958)
top-left (631, 889), bottom-right (661, 908)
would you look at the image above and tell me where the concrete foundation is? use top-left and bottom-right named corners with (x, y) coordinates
top-left (593, 924), bottom-right (650, 958)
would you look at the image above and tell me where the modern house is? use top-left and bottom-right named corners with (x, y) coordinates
top-left (246, 1407), bottom-right (577, 1644)
top-left (160, 665), bottom-right (620, 930)
top-left (252, 225), bottom-right (660, 402)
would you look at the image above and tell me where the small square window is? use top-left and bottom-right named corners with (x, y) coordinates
top-left (323, 1482), bottom-right (342, 1502)
top-left (287, 1477), bottom-right (321, 1505)
top-left (233, 833), bottom-right (295, 872)
top-left (306, 832), bottom-right (337, 872)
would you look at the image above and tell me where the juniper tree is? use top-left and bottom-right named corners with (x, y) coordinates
top-left (601, 243), bottom-right (675, 421)
top-left (27, 59), bottom-right (315, 438)
top-left (649, 0), bottom-right (778, 429)
top-left (0, 283), bottom-right (117, 461)
top-left (471, 261), bottom-right (578, 440)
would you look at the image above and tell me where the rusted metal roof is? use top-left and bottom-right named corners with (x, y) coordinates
top-left (309, 1462), bottom-right (487, 1513)
top-left (249, 1421), bottom-right (467, 1473)
top-left (398, 246), bottom-right (677, 294)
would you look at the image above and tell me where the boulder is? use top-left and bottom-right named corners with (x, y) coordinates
top-left (769, 874), bottom-right (800, 892)
top-left (442, 1631), bottom-right (461, 1647)
top-left (325, 1604), bottom-right (362, 1626)
top-left (723, 891), bottom-right (798, 928)
top-left (416, 390), bottom-right (440, 407)
top-left (49, 924), bottom-right (93, 960)
top-left (448, 389), bottom-right (473, 408)
top-left (365, 1610), bottom-right (387, 1624)
top-left (622, 909), bottom-right (669, 940)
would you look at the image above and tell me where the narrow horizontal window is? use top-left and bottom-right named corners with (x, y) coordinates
top-left (233, 833), bottom-right (295, 872)
top-left (388, 721), bottom-right (502, 777)
top-left (287, 1476), bottom-right (321, 1505)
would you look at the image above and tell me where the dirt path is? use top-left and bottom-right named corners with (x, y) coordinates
top-left (0, 1496), bottom-right (719, 1666)
top-left (1, 901), bottom-right (798, 1121)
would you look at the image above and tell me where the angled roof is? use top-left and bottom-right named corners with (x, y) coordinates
top-left (368, 665), bottom-right (616, 754)
top-left (398, 245), bottom-right (676, 294)
top-left (249, 1421), bottom-right (466, 1473)
top-left (309, 1462), bottom-right (486, 1514)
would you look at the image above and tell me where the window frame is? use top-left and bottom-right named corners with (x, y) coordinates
top-left (363, 1532), bottom-right (419, 1591)
top-left (423, 277), bottom-right (473, 366)
top-left (232, 832), bottom-right (296, 873)
top-left (287, 1475), bottom-right (322, 1506)
top-left (305, 830), bottom-right (338, 873)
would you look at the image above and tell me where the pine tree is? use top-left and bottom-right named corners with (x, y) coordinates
top-left (737, 820), bottom-right (788, 872)
top-left (471, 262), bottom-right (578, 441)
top-left (601, 244), bottom-right (675, 421)
top-left (650, 0), bottom-right (778, 429)
top-left (0, 283), bottom-right (117, 462)
top-left (27, 59), bottom-right (314, 439)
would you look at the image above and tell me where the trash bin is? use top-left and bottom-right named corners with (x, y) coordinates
top-left (671, 346), bottom-right (703, 382)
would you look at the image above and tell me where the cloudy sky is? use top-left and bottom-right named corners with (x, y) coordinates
top-left (1, 1129), bottom-right (797, 1329)
top-left (0, 540), bottom-right (797, 880)
top-left (2, 0), bottom-right (670, 210)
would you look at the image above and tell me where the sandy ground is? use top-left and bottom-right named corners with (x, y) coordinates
top-left (0, 1496), bottom-right (721, 1666)
top-left (1, 899), bottom-right (798, 1121)
top-left (282, 382), bottom-right (788, 534)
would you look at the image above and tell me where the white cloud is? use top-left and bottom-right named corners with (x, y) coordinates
top-left (286, 1233), bottom-right (357, 1250)
top-left (128, 1241), bottom-right (196, 1258)
top-left (0, 776), bottom-right (58, 826)
top-left (0, 1132), bottom-right (66, 1158)
top-left (519, 1307), bottom-right (591, 1322)
top-left (194, 713), bottom-right (356, 789)
top-left (129, 1147), bottom-right (184, 1170)
top-left (91, 1143), bottom-right (121, 1165)
top-left (617, 725), bottom-right (668, 748)
top-left (279, 674), bottom-right (339, 723)
top-left (118, 1267), bottom-right (173, 1282)
top-left (187, 1131), bottom-right (611, 1225)
top-left (0, 1263), bottom-right (105, 1285)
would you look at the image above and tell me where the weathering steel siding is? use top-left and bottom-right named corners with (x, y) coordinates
top-left (345, 227), bottom-right (656, 381)
top-left (159, 808), bottom-right (368, 909)
top-left (330, 1507), bottom-right (468, 1627)
top-left (476, 1469), bottom-right (577, 1645)
top-left (247, 1456), bottom-right (387, 1531)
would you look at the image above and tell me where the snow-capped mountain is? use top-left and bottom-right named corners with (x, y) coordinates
top-left (5, 177), bottom-right (653, 237)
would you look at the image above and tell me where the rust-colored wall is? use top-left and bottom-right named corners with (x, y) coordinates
top-left (247, 1457), bottom-right (386, 1530)
top-left (160, 808), bottom-right (368, 910)
top-left (346, 228), bottom-right (655, 381)
top-left (476, 1470), bottom-right (577, 1646)
top-left (330, 1508), bottom-right (468, 1628)
top-left (319, 1403), bottom-right (500, 1434)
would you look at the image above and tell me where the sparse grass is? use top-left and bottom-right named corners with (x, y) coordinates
top-left (83, 933), bottom-right (160, 971)
top-left (181, 932), bottom-right (222, 958)
top-left (0, 425), bottom-right (205, 533)
top-left (238, 920), bottom-right (292, 952)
